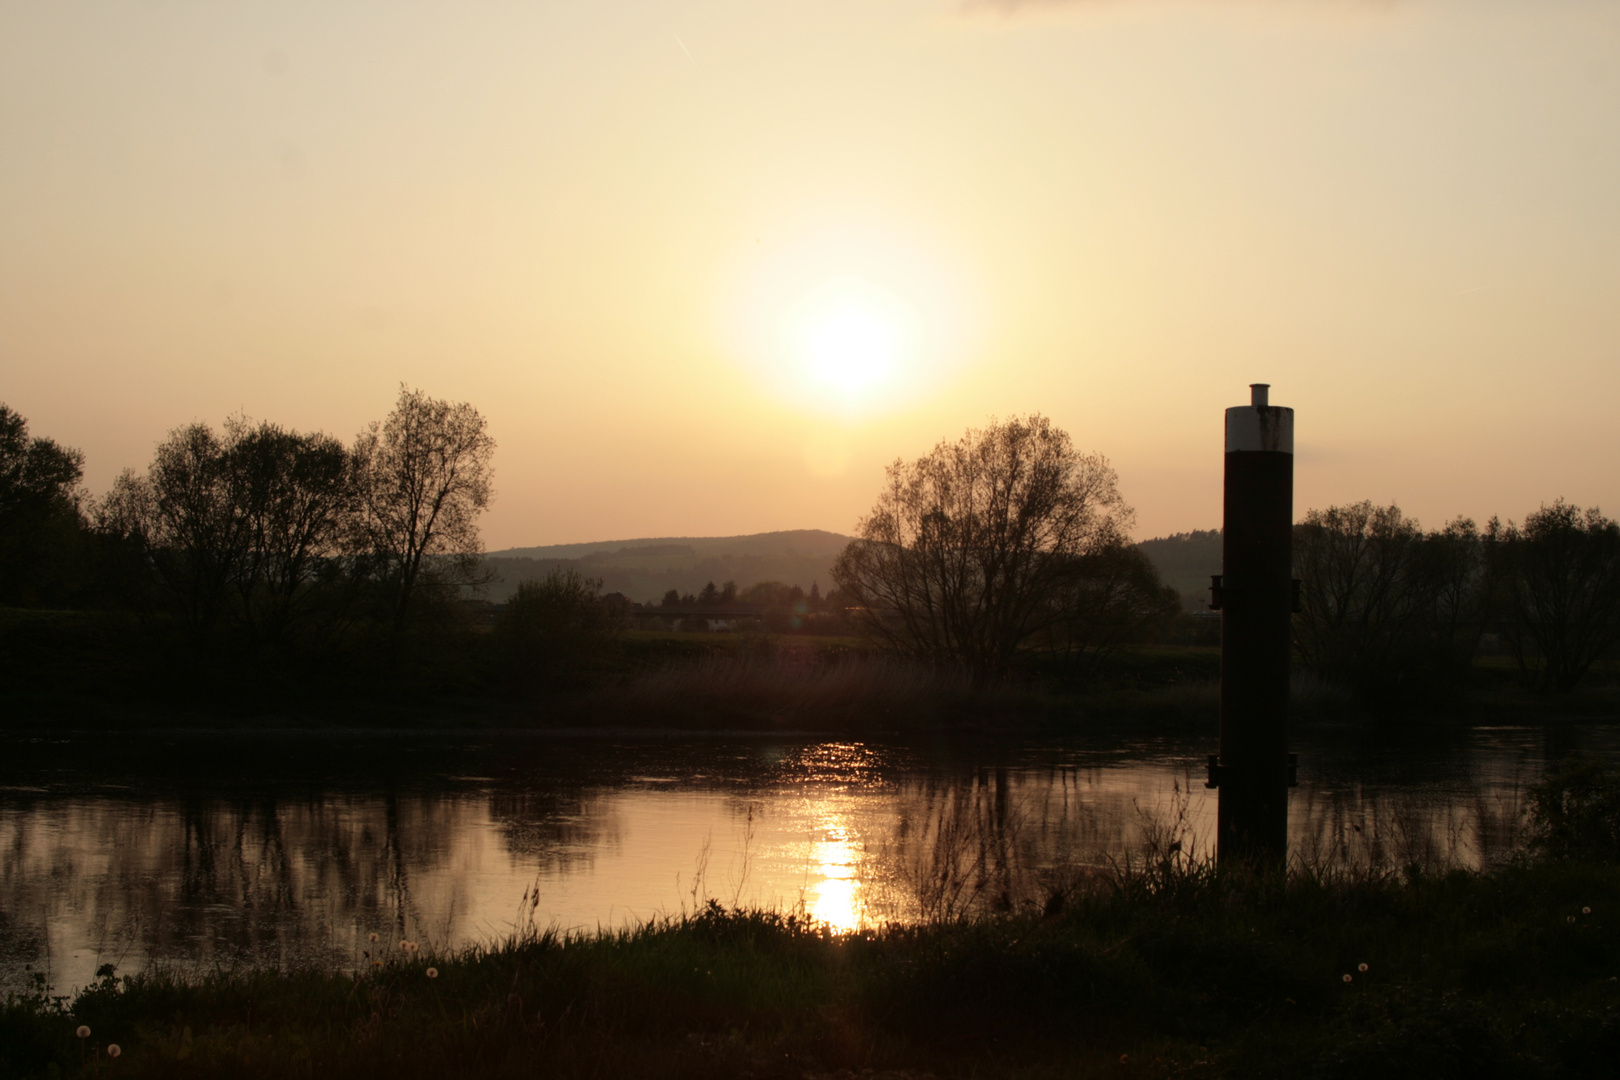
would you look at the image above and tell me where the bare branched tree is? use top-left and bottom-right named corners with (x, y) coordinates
top-left (831, 415), bottom-right (1138, 680)
top-left (352, 385), bottom-right (496, 632)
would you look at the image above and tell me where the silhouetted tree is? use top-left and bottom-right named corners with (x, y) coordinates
top-left (1490, 502), bottom-right (1620, 693)
top-left (219, 418), bottom-right (355, 645)
top-left (107, 422), bottom-right (248, 637)
top-left (1292, 502), bottom-right (1485, 696)
top-left (832, 415), bottom-right (1136, 680)
top-left (496, 569), bottom-right (623, 689)
top-left (0, 405), bottom-right (86, 605)
top-left (1028, 545), bottom-right (1181, 672)
top-left (697, 581), bottom-right (720, 606)
top-left (97, 417), bottom-right (358, 645)
top-left (660, 588), bottom-right (680, 608)
top-left (352, 386), bottom-right (495, 633)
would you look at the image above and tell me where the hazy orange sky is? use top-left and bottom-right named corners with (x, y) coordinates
top-left (4, 1), bottom-right (1617, 548)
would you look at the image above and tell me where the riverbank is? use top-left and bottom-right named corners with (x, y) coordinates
top-left (4, 856), bottom-right (1618, 1079)
top-left (3, 607), bottom-right (1617, 733)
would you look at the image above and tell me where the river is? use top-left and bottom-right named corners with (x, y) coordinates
top-left (2, 722), bottom-right (1615, 996)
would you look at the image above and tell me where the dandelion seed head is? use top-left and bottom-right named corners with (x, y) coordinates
top-left (1358, 963), bottom-right (1369, 973)
top-left (1584, 907), bottom-right (1593, 915)
top-left (1568, 916), bottom-right (1577, 924)
top-left (426, 967), bottom-right (439, 979)
top-left (1342, 974), bottom-right (1353, 983)
top-left (107, 1044), bottom-right (121, 1058)
top-left (76, 1025), bottom-right (91, 1039)
top-left (368, 933), bottom-right (379, 943)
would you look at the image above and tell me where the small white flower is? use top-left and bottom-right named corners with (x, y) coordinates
top-left (1342, 974), bottom-right (1353, 983)
top-left (1358, 963), bottom-right (1369, 973)
top-left (1568, 916), bottom-right (1577, 924)
top-left (1583, 907), bottom-right (1593, 915)
top-left (107, 1044), bottom-right (121, 1058)
top-left (426, 967), bottom-right (439, 979)
top-left (76, 1025), bottom-right (91, 1039)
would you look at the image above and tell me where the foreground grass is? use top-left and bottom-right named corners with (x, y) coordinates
top-left (6, 859), bottom-right (1619, 1079)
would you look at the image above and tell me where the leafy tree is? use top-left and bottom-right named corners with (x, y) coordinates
top-left (352, 386), bottom-right (495, 633)
top-left (97, 418), bottom-right (357, 644)
top-left (1027, 544), bottom-right (1181, 672)
top-left (218, 418), bottom-right (355, 645)
top-left (496, 569), bottom-right (623, 689)
top-left (1490, 501), bottom-right (1620, 693)
top-left (0, 405), bottom-right (86, 605)
top-left (831, 415), bottom-right (1136, 680)
top-left (114, 422), bottom-right (247, 637)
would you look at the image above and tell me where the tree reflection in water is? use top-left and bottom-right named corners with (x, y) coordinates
top-left (0, 724), bottom-right (1610, 995)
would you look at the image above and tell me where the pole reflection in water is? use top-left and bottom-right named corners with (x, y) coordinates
top-left (0, 725), bottom-right (1608, 996)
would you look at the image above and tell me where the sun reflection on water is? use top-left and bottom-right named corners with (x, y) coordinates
top-left (806, 820), bottom-right (862, 932)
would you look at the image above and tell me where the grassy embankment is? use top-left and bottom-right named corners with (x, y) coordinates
top-left (4, 857), bottom-right (1617, 1079)
top-left (3, 606), bottom-right (1617, 730)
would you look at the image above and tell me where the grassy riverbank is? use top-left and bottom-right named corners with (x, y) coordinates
top-left (4, 857), bottom-right (1618, 1079)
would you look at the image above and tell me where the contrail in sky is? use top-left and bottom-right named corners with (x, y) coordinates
top-left (673, 34), bottom-right (694, 62)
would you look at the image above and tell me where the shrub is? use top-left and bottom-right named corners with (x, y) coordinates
top-left (1526, 754), bottom-right (1620, 862)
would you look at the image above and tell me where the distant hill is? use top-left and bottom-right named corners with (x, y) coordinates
top-left (484, 529), bottom-right (856, 605)
top-left (485, 527), bottom-right (1222, 611)
top-left (1137, 530), bottom-right (1222, 612)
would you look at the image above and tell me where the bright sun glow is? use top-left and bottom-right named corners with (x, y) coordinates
top-left (720, 215), bottom-right (983, 426)
top-left (781, 275), bottom-right (918, 401)
top-left (807, 821), bottom-right (861, 932)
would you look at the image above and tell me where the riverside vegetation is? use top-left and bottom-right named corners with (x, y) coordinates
top-left (3, 755), bottom-right (1619, 1079)
top-left (2, 401), bottom-right (1619, 728)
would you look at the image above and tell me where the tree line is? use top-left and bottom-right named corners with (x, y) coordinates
top-left (0, 387), bottom-right (495, 664)
top-left (6, 396), bottom-right (1616, 706)
top-left (1293, 499), bottom-right (1620, 697)
top-left (824, 414), bottom-right (1620, 697)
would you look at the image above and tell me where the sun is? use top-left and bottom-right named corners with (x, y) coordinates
top-left (778, 275), bottom-right (919, 404)
top-left (719, 217), bottom-right (982, 421)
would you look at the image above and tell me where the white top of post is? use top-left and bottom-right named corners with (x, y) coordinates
top-left (1225, 382), bottom-right (1293, 453)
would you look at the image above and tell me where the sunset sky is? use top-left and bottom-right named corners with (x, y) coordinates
top-left (3, 0), bottom-right (1617, 549)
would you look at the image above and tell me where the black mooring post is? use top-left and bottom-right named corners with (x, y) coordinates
top-left (1208, 383), bottom-right (1294, 866)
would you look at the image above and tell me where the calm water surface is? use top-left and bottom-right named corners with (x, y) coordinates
top-left (3, 723), bottom-right (1616, 995)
